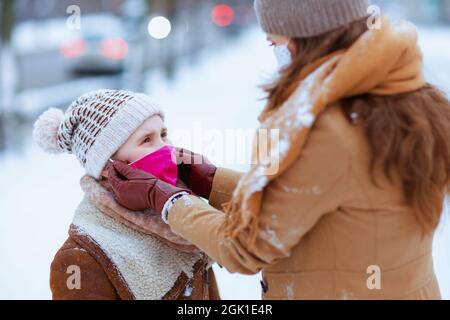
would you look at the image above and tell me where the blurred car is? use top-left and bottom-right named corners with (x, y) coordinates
top-left (61, 14), bottom-right (128, 74)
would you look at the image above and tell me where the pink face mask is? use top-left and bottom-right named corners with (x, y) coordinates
top-left (129, 145), bottom-right (178, 186)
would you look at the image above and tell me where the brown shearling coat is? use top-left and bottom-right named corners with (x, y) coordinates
top-left (50, 234), bottom-right (220, 300)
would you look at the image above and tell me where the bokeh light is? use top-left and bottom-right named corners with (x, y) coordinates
top-left (100, 38), bottom-right (129, 60)
top-left (147, 16), bottom-right (172, 39)
top-left (59, 38), bottom-right (86, 59)
top-left (211, 4), bottom-right (235, 27)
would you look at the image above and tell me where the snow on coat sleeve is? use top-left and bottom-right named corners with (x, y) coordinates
top-left (168, 111), bottom-right (351, 275)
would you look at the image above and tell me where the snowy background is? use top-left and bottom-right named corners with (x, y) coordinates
top-left (1, 1), bottom-right (450, 300)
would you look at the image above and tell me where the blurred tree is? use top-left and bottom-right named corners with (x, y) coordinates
top-left (162, 0), bottom-right (177, 80)
top-left (442, 0), bottom-right (450, 22)
top-left (145, 0), bottom-right (179, 80)
top-left (1, 0), bottom-right (14, 43)
top-left (0, 0), bottom-right (15, 151)
top-left (122, 0), bottom-right (151, 91)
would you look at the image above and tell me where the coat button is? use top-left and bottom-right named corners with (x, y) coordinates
top-left (260, 280), bottom-right (268, 293)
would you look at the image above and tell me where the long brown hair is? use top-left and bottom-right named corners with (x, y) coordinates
top-left (264, 19), bottom-right (450, 234)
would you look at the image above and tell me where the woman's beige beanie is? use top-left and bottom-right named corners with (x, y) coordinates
top-left (254, 0), bottom-right (371, 38)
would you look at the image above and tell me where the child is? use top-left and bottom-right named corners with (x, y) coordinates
top-left (33, 89), bottom-right (220, 300)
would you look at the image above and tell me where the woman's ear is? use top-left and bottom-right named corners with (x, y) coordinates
top-left (288, 39), bottom-right (296, 56)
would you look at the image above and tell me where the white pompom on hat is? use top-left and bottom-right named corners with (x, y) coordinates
top-left (33, 107), bottom-right (66, 154)
top-left (32, 89), bottom-right (165, 179)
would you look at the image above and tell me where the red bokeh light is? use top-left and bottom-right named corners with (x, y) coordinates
top-left (100, 38), bottom-right (129, 60)
top-left (60, 38), bottom-right (86, 59)
top-left (211, 4), bottom-right (235, 27)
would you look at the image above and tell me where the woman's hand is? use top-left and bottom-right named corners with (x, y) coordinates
top-left (176, 148), bottom-right (217, 199)
top-left (107, 160), bottom-right (192, 213)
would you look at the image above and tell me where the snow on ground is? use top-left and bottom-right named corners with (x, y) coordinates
top-left (1, 25), bottom-right (449, 300)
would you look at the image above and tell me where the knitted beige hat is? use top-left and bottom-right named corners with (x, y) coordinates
top-left (254, 0), bottom-right (371, 38)
top-left (33, 89), bottom-right (164, 179)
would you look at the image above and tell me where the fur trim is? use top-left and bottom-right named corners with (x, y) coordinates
top-left (80, 175), bottom-right (200, 253)
top-left (33, 108), bottom-right (65, 154)
top-left (71, 196), bottom-right (203, 300)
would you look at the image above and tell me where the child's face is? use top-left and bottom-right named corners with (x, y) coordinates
top-left (114, 115), bottom-right (169, 164)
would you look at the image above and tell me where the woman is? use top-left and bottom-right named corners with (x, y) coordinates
top-left (107, 0), bottom-right (450, 299)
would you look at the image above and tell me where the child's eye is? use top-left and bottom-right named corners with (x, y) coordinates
top-left (161, 130), bottom-right (168, 139)
top-left (143, 137), bottom-right (151, 144)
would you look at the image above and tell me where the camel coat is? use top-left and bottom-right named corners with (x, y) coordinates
top-left (167, 103), bottom-right (442, 300)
